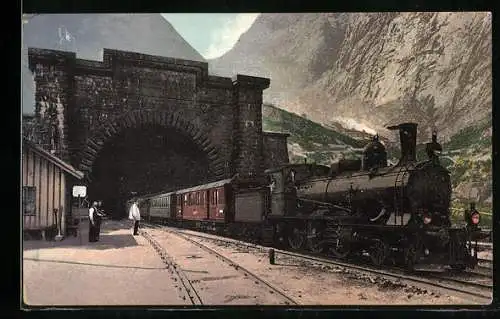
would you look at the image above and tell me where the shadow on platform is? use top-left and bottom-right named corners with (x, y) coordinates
top-left (23, 234), bottom-right (139, 251)
top-left (22, 257), bottom-right (165, 270)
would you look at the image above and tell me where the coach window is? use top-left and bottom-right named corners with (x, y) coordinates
top-left (23, 186), bottom-right (36, 215)
top-left (202, 192), bottom-right (206, 205)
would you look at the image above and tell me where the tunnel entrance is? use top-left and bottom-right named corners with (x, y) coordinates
top-left (88, 125), bottom-right (211, 219)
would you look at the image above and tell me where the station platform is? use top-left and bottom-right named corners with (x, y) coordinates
top-left (22, 220), bottom-right (190, 306)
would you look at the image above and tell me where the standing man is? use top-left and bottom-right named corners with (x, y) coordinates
top-left (95, 200), bottom-right (105, 241)
top-left (88, 201), bottom-right (98, 242)
top-left (129, 200), bottom-right (141, 236)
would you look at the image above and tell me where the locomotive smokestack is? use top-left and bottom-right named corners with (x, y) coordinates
top-left (387, 122), bottom-right (418, 164)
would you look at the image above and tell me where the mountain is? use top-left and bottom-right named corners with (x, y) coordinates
top-left (22, 14), bottom-right (205, 114)
top-left (210, 12), bottom-right (492, 143)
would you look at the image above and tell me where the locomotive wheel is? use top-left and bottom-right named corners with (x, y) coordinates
top-left (404, 240), bottom-right (421, 272)
top-left (288, 226), bottom-right (305, 250)
top-left (369, 239), bottom-right (389, 267)
top-left (328, 240), bottom-right (351, 259)
top-left (307, 238), bottom-right (324, 253)
top-left (307, 225), bottom-right (324, 253)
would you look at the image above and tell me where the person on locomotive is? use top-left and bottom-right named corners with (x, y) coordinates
top-left (129, 200), bottom-right (141, 236)
top-left (88, 201), bottom-right (99, 242)
top-left (464, 202), bottom-right (481, 230)
top-left (425, 130), bottom-right (443, 163)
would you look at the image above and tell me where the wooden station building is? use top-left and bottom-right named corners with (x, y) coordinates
top-left (22, 137), bottom-right (84, 239)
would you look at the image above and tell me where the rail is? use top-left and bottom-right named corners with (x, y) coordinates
top-left (146, 224), bottom-right (492, 303)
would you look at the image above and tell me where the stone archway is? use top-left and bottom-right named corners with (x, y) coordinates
top-left (78, 109), bottom-right (226, 183)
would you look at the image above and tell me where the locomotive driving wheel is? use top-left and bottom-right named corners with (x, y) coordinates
top-left (328, 239), bottom-right (351, 259)
top-left (307, 223), bottom-right (324, 253)
top-left (404, 239), bottom-right (422, 272)
top-left (325, 225), bottom-right (351, 259)
top-left (369, 238), bottom-right (389, 267)
top-left (288, 226), bottom-right (305, 250)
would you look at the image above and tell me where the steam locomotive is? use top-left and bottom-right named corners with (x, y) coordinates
top-left (129, 122), bottom-right (486, 271)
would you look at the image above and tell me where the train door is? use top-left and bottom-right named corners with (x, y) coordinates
top-left (169, 194), bottom-right (176, 219)
top-left (209, 189), bottom-right (217, 220)
top-left (202, 190), bottom-right (209, 220)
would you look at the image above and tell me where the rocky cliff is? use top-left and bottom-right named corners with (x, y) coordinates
top-left (210, 12), bottom-right (492, 142)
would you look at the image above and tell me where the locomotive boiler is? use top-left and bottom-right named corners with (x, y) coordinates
top-left (266, 123), bottom-right (480, 270)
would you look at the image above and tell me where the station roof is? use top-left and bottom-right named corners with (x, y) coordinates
top-left (23, 137), bottom-right (84, 180)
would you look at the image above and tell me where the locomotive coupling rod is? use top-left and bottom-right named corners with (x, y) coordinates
top-left (269, 249), bottom-right (276, 265)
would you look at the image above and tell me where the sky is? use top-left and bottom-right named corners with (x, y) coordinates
top-left (161, 13), bottom-right (260, 59)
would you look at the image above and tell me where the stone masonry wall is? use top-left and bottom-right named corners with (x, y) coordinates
top-left (28, 50), bottom-right (75, 162)
top-left (28, 48), bottom-right (273, 184)
top-left (262, 132), bottom-right (290, 170)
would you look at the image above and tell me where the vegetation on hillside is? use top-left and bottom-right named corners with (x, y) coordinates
top-left (262, 104), bottom-right (367, 164)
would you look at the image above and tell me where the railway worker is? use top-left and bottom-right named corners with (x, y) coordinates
top-left (129, 200), bottom-right (141, 236)
top-left (88, 201), bottom-right (99, 242)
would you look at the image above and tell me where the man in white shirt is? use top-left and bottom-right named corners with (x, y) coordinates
top-left (88, 201), bottom-right (98, 242)
top-left (129, 200), bottom-right (141, 236)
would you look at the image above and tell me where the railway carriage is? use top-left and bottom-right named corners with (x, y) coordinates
top-left (149, 191), bottom-right (176, 224)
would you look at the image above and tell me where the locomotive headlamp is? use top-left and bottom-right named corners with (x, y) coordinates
top-left (423, 214), bottom-right (432, 225)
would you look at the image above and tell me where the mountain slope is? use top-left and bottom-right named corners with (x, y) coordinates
top-left (210, 12), bottom-right (492, 142)
top-left (263, 104), bottom-right (371, 164)
top-left (22, 14), bottom-right (206, 114)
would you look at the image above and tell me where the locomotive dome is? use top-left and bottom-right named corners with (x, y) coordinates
top-left (363, 136), bottom-right (386, 153)
top-left (362, 134), bottom-right (388, 170)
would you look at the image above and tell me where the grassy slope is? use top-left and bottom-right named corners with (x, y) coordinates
top-left (262, 104), bottom-right (367, 164)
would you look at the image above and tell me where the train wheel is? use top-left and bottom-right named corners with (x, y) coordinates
top-left (369, 239), bottom-right (389, 267)
top-left (307, 238), bottom-right (324, 253)
top-left (404, 241), bottom-right (420, 272)
top-left (288, 226), bottom-right (305, 250)
top-left (328, 240), bottom-right (351, 259)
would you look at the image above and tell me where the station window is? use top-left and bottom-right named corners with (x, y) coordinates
top-left (22, 186), bottom-right (36, 216)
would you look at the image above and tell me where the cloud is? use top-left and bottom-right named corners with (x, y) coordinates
top-left (204, 13), bottom-right (259, 59)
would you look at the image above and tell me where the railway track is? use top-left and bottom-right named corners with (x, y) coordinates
top-left (140, 229), bottom-right (203, 305)
top-left (143, 223), bottom-right (492, 303)
top-left (141, 224), bottom-right (298, 305)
